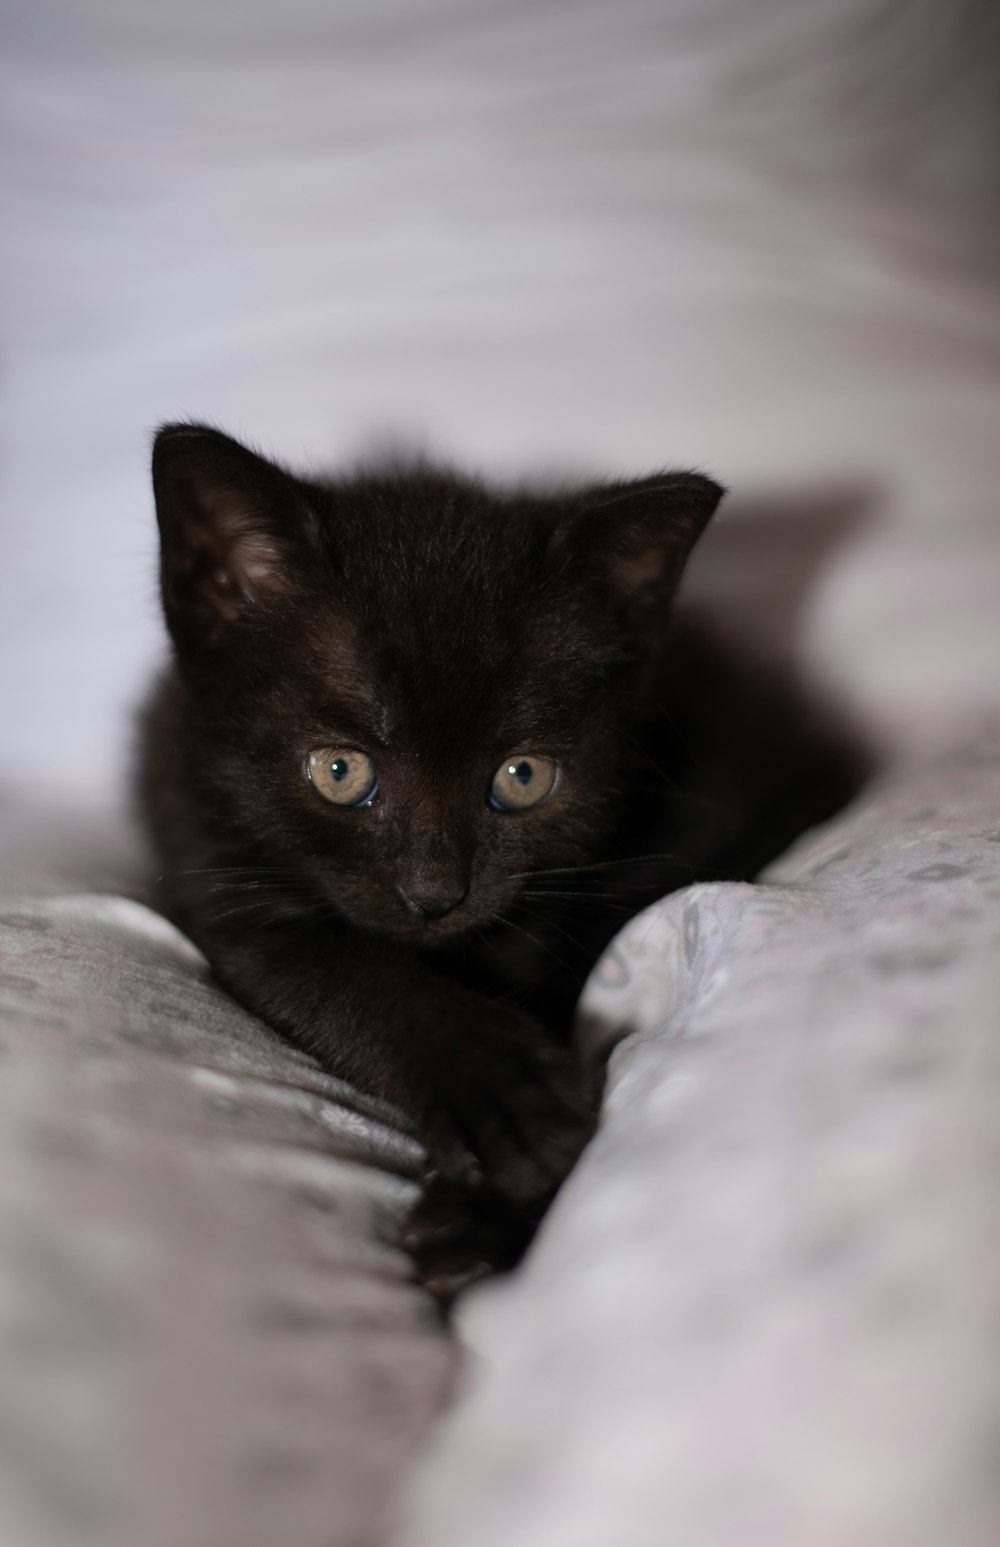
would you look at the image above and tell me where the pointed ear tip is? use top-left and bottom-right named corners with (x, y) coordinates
top-left (684, 471), bottom-right (727, 504)
top-left (150, 421), bottom-right (227, 463)
top-left (680, 472), bottom-right (726, 530)
top-left (151, 424), bottom-right (197, 470)
top-left (152, 421), bottom-right (216, 443)
top-left (628, 469), bottom-right (727, 509)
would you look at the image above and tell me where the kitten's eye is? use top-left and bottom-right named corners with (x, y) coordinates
top-left (307, 748), bottom-right (379, 807)
top-left (489, 754), bottom-right (558, 812)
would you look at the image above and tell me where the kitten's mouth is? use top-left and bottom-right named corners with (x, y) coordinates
top-left (327, 887), bottom-right (502, 946)
top-left (390, 914), bottom-right (475, 943)
top-left (350, 910), bottom-right (480, 948)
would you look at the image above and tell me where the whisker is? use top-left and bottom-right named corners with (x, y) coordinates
top-left (166, 866), bottom-right (308, 878)
top-left (519, 890), bottom-right (636, 912)
top-left (487, 912), bottom-right (583, 984)
top-left (510, 903), bottom-right (586, 953)
top-left (205, 896), bottom-right (343, 946)
top-left (512, 852), bottom-right (692, 881)
top-left (203, 879), bottom-right (323, 897)
top-left (519, 890), bottom-right (631, 903)
top-left (620, 728), bottom-right (685, 792)
top-left (206, 899), bottom-right (303, 926)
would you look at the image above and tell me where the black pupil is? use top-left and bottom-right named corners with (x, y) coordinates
top-left (331, 758), bottom-right (349, 782)
top-left (512, 761), bottom-right (532, 784)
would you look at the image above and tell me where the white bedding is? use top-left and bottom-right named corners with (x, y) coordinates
top-left (0, 863), bottom-right (451, 1547)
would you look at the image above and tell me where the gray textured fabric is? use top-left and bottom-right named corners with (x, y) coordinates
top-left (391, 728), bottom-right (1000, 1547)
top-left (0, 849), bottom-right (452, 1547)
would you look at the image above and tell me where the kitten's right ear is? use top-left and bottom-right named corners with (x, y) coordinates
top-left (550, 470), bottom-right (725, 634)
top-left (152, 424), bottom-right (320, 649)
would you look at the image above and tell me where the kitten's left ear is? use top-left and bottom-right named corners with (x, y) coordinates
top-left (553, 470), bottom-right (725, 625)
top-left (152, 423), bottom-right (322, 650)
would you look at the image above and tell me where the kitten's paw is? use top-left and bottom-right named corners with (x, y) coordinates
top-left (406, 1021), bottom-right (598, 1302)
top-left (404, 1176), bottom-right (541, 1306)
top-left (426, 1024), bottom-right (597, 1207)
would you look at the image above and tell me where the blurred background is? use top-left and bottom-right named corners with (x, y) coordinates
top-left (2, 0), bottom-right (999, 804)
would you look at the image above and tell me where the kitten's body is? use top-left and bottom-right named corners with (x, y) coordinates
top-left (139, 426), bottom-right (859, 1296)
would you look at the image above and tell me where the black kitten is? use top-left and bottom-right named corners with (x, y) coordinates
top-left (138, 424), bottom-right (857, 1300)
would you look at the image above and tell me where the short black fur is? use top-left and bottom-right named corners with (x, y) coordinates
top-left (138, 424), bottom-right (860, 1301)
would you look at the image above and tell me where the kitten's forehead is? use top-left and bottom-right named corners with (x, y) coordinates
top-left (301, 519), bottom-right (594, 751)
top-left (341, 495), bottom-right (550, 603)
top-left (312, 610), bottom-right (559, 744)
top-left (269, 476), bottom-right (623, 754)
top-left (328, 490), bottom-right (571, 648)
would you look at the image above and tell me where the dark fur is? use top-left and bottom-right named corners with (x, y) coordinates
top-left (137, 424), bottom-right (861, 1300)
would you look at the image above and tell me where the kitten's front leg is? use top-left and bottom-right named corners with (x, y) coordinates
top-left (404, 997), bottom-right (599, 1301)
top-left (189, 916), bottom-right (597, 1299)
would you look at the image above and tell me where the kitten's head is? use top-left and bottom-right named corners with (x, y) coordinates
top-left (152, 424), bottom-right (723, 943)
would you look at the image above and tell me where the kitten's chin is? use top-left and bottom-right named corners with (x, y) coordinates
top-left (336, 915), bottom-right (475, 950)
top-left (384, 916), bottom-right (477, 947)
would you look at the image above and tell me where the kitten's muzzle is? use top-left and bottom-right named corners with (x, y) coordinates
top-left (397, 883), bottom-right (469, 921)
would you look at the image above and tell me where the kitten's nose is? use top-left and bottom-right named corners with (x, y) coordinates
top-left (398, 883), bottom-right (468, 920)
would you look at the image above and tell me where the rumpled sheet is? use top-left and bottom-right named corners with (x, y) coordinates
top-left (391, 725), bottom-right (1000, 1547)
top-left (0, 861), bottom-right (452, 1547)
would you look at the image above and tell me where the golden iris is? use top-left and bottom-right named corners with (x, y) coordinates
top-left (308, 748), bottom-right (378, 807)
top-left (489, 755), bottom-right (558, 812)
